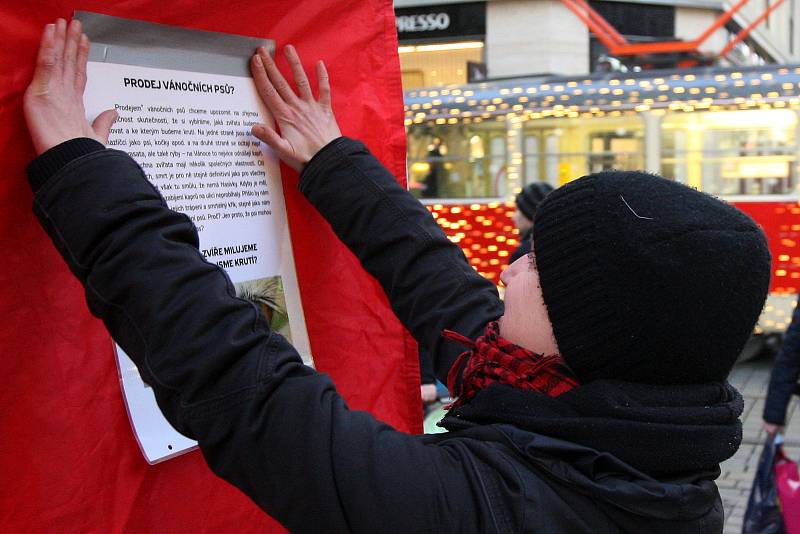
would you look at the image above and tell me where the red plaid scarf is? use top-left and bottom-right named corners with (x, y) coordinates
top-left (444, 322), bottom-right (579, 407)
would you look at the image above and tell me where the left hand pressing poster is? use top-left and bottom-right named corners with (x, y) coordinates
top-left (77, 12), bottom-right (311, 463)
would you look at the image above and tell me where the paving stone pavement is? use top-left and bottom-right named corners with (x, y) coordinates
top-left (722, 357), bottom-right (800, 534)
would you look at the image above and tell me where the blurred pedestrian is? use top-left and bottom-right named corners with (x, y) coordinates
top-left (509, 181), bottom-right (553, 263)
top-left (764, 296), bottom-right (800, 435)
top-left (421, 137), bottom-right (444, 198)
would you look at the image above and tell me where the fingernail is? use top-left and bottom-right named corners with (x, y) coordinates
top-left (253, 54), bottom-right (262, 66)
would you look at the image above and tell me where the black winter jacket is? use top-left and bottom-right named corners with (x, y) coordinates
top-left (764, 295), bottom-right (800, 425)
top-left (28, 136), bottom-right (737, 533)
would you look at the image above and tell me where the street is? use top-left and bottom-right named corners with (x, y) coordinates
top-left (722, 357), bottom-right (799, 533)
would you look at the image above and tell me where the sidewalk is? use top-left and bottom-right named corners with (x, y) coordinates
top-left (721, 358), bottom-right (800, 533)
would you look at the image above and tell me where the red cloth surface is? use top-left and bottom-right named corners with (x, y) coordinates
top-left (0, 2), bottom-right (419, 532)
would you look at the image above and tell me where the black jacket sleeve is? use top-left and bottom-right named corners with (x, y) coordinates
top-left (764, 295), bottom-right (800, 425)
top-left (28, 138), bottom-right (494, 533)
top-left (300, 137), bottom-right (503, 382)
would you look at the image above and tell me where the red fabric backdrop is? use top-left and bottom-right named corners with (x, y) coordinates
top-left (0, 2), bottom-right (420, 532)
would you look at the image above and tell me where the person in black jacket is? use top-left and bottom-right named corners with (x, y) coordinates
top-left (24, 19), bottom-right (772, 533)
top-left (764, 296), bottom-right (800, 435)
top-left (509, 181), bottom-right (553, 264)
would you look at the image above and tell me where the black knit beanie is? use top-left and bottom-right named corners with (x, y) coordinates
top-left (516, 182), bottom-right (554, 220)
top-left (532, 171), bottom-right (771, 385)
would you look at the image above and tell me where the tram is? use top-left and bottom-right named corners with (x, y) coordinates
top-left (404, 63), bottom-right (800, 344)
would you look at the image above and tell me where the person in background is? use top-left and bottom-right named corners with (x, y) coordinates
top-left (421, 137), bottom-right (444, 199)
top-left (509, 181), bottom-right (553, 263)
top-left (764, 296), bottom-right (800, 435)
top-left (25, 19), bottom-right (773, 533)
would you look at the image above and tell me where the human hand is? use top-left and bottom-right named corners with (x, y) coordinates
top-left (764, 422), bottom-right (785, 436)
top-left (421, 384), bottom-right (438, 405)
top-left (250, 45), bottom-right (341, 172)
top-left (23, 19), bottom-right (118, 156)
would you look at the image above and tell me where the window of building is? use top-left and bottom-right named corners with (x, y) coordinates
top-left (399, 42), bottom-right (484, 90)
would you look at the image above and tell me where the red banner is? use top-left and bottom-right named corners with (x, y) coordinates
top-left (0, 2), bottom-right (419, 532)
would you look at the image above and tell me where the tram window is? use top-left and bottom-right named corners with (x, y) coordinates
top-left (522, 116), bottom-right (644, 187)
top-left (406, 122), bottom-right (507, 199)
top-left (662, 109), bottom-right (797, 196)
top-left (524, 136), bottom-right (540, 184)
top-left (588, 130), bottom-right (644, 173)
top-left (524, 131), bottom-right (576, 187)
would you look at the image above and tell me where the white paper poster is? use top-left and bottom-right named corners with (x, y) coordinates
top-left (83, 49), bottom-right (311, 463)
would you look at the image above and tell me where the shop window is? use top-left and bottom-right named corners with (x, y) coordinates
top-left (399, 43), bottom-right (484, 90)
top-left (402, 70), bottom-right (425, 89)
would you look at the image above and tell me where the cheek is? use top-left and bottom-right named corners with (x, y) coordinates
top-left (501, 270), bottom-right (559, 355)
top-left (520, 276), bottom-right (550, 328)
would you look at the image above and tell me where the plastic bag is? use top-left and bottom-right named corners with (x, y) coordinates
top-left (744, 434), bottom-right (786, 534)
top-left (776, 443), bottom-right (800, 534)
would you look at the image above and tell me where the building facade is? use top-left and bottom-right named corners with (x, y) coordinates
top-left (395, 0), bottom-right (800, 90)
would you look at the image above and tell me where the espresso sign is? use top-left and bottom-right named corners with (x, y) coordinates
top-left (395, 2), bottom-right (485, 42)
